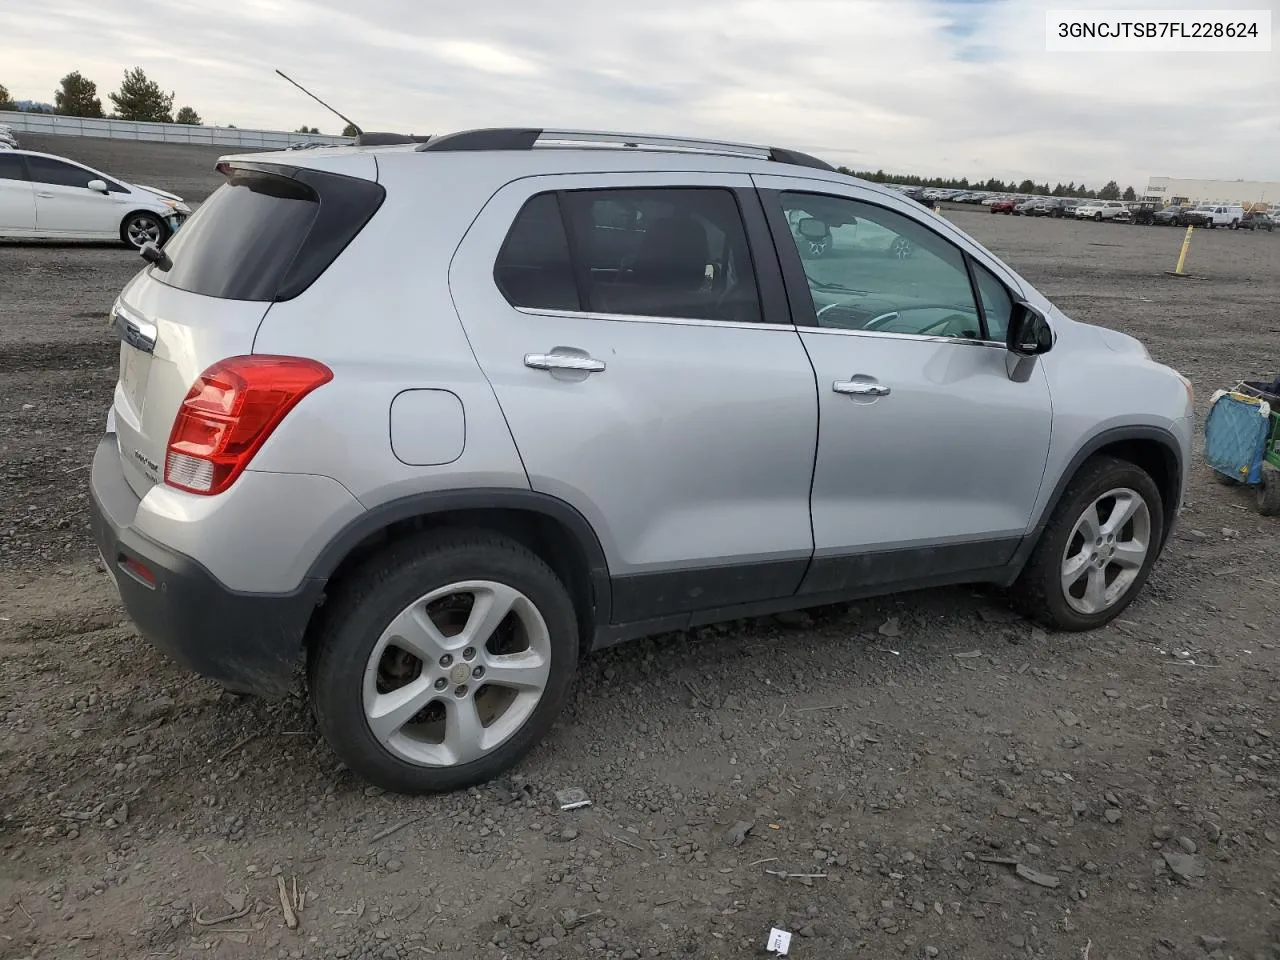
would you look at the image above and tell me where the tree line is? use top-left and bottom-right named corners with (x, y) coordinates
top-left (838, 167), bottom-right (1138, 201)
top-left (0, 68), bottom-right (345, 133)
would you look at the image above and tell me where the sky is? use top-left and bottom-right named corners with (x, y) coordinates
top-left (1, 0), bottom-right (1276, 189)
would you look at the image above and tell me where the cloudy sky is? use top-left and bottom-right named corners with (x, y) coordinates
top-left (1, 0), bottom-right (1276, 189)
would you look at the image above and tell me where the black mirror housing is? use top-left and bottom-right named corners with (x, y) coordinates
top-left (1006, 300), bottom-right (1053, 357)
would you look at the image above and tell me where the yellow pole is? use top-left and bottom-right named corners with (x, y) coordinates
top-left (1174, 224), bottom-right (1194, 274)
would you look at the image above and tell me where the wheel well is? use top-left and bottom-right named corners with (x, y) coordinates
top-left (307, 508), bottom-right (600, 658)
top-left (1089, 437), bottom-right (1179, 530)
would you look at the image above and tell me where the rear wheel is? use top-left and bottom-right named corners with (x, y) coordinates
top-left (120, 211), bottom-right (168, 249)
top-left (1010, 456), bottom-right (1164, 631)
top-left (308, 529), bottom-right (580, 794)
top-left (1230, 219), bottom-right (1239, 230)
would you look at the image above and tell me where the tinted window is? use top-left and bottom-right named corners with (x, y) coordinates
top-left (152, 166), bottom-right (384, 302)
top-left (494, 193), bottom-right (580, 311)
top-left (971, 262), bottom-right (1013, 341)
top-left (777, 191), bottom-right (984, 340)
top-left (26, 156), bottom-right (98, 189)
top-left (0, 154), bottom-right (25, 181)
top-left (561, 188), bottom-right (762, 324)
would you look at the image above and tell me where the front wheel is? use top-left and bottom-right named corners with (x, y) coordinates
top-left (121, 211), bottom-right (168, 249)
top-left (308, 529), bottom-right (580, 794)
top-left (1010, 456), bottom-right (1164, 631)
top-left (1094, 212), bottom-right (1103, 222)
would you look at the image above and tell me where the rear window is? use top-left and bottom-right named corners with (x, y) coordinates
top-left (151, 165), bottom-right (384, 302)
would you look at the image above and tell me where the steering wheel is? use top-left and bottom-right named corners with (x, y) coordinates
top-left (916, 313), bottom-right (975, 337)
top-left (863, 311), bottom-right (901, 330)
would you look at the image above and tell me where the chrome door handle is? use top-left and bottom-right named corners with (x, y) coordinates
top-left (524, 353), bottom-right (606, 373)
top-left (833, 380), bottom-right (890, 397)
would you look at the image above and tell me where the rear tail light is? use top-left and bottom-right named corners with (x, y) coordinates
top-left (165, 355), bottom-right (332, 496)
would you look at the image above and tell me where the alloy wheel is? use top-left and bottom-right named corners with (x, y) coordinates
top-left (1060, 488), bottom-right (1151, 615)
top-left (126, 215), bottom-right (162, 248)
top-left (362, 580), bottom-right (552, 767)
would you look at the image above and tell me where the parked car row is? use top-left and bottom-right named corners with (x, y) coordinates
top-left (885, 184), bottom-right (1273, 233)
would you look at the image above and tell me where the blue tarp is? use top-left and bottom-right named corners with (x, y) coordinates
top-left (1204, 393), bottom-right (1271, 485)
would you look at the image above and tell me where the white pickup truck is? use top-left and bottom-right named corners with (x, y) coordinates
top-left (1185, 204), bottom-right (1245, 229)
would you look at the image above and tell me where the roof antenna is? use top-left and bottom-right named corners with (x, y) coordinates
top-left (274, 69), bottom-right (363, 136)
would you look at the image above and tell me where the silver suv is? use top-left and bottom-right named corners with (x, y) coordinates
top-left (89, 127), bottom-right (1195, 794)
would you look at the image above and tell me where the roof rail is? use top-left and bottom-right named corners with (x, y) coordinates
top-left (415, 127), bottom-right (836, 172)
top-left (353, 132), bottom-right (433, 146)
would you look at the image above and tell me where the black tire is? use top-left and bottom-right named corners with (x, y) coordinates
top-left (1230, 219), bottom-right (1239, 230)
top-left (1258, 462), bottom-right (1280, 517)
top-left (120, 211), bottom-right (169, 249)
top-left (1093, 212), bottom-right (1102, 222)
top-left (1010, 455), bottom-right (1165, 631)
top-left (308, 529), bottom-right (580, 794)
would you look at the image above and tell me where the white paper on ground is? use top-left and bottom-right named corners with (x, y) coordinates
top-left (766, 928), bottom-right (792, 954)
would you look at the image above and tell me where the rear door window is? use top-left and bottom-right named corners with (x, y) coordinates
top-left (494, 187), bottom-right (764, 324)
top-left (152, 165), bottom-right (384, 302)
top-left (0, 154), bottom-right (26, 181)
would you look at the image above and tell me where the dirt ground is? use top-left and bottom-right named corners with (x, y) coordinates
top-left (1, 140), bottom-right (1279, 960)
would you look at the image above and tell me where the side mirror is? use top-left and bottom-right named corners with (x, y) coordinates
top-left (1006, 301), bottom-right (1053, 357)
top-left (86, 179), bottom-right (108, 193)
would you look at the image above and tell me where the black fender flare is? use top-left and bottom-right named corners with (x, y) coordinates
top-left (305, 487), bottom-right (614, 625)
top-left (1008, 425), bottom-right (1184, 574)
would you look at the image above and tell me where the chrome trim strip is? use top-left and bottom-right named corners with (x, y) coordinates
top-left (801, 326), bottom-right (1006, 349)
top-left (513, 307), bottom-right (1007, 348)
top-left (514, 306), bottom-right (793, 332)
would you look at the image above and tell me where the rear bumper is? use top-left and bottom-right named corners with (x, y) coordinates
top-left (89, 433), bottom-right (324, 697)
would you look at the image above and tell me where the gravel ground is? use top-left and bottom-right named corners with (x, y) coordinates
top-left (1, 148), bottom-right (1278, 960)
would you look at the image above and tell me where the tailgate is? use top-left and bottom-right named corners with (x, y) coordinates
top-left (111, 283), bottom-right (269, 498)
top-left (108, 157), bottom-right (385, 499)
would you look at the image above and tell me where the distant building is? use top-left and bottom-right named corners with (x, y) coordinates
top-left (1143, 177), bottom-right (1278, 209)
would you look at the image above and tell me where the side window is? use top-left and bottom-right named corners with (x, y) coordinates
top-left (25, 156), bottom-right (97, 189)
top-left (559, 187), bottom-right (762, 324)
top-left (777, 191), bottom-right (984, 340)
top-left (0, 154), bottom-right (26, 181)
top-left (494, 193), bottom-right (580, 311)
top-left (971, 262), bottom-right (1013, 341)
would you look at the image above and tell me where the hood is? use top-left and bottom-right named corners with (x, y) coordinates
top-left (1081, 322), bottom-right (1150, 359)
top-left (133, 183), bottom-right (185, 202)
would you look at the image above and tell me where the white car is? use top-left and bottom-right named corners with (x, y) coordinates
top-left (0, 148), bottom-right (191, 247)
top-left (1075, 200), bottom-right (1129, 222)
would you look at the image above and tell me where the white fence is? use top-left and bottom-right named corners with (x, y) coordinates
top-left (0, 111), bottom-right (353, 150)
